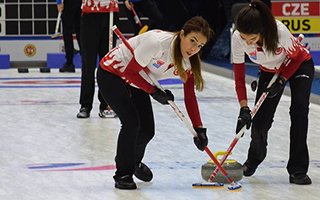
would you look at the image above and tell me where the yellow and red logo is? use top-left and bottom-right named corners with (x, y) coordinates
top-left (24, 44), bottom-right (36, 57)
top-left (272, 1), bottom-right (320, 34)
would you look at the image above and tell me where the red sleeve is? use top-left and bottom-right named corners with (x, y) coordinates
top-left (281, 42), bottom-right (311, 79)
top-left (281, 58), bottom-right (307, 80)
top-left (123, 57), bottom-right (156, 94)
top-left (233, 63), bottom-right (247, 102)
top-left (183, 73), bottom-right (202, 128)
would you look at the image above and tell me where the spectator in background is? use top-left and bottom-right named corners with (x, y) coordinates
top-left (181, 0), bottom-right (225, 58)
top-left (154, 0), bottom-right (224, 58)
top-left (56, 0), bottom-right (82, 73)
top-left (123, 0), bottom-right (165, 35)
top-left (76, 0), bottom-right (119, 118)
top-left (155, 0), bottom-right (189, 31)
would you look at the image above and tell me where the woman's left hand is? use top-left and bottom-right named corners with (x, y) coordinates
top-left (193, 128), bottom-right (208, 151)
top-left (265, 76), bottom-right (286, 98)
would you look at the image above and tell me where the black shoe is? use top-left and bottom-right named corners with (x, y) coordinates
top-left (289, 173), bottom-right (312, 185)
top-left (59, 63), bottom-right (75, 73)
top-left (134, 162), bottom-right (153, 182)
top-left (243, 163), bottom-right (256, 177)
top-left (114, 175), bottom-right (137, 190)
top-left (77, 107), bottom-right (90, 118)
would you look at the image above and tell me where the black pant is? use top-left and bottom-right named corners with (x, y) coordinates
top-left (61, 0), bottom-right (82, 65)
top-left (246, 59), bottom-right (315, 175)
top-left (79, 13), bottom-right (118, 110)
top-left (97, 67), bottom-right (155, 177)
top-left (125, 0), bottom-right (165, 34)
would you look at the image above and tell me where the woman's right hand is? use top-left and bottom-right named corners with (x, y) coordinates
top-left (124, 0), bottom-right (133, 10)
top-left (57, 4), bottom-right (64, 12)
top-left (193, 127), bottom-right (208, 151)
top-left (151, 88), bottom-right (174, 105)
top-left (236, 106), bottom-right (251, 134)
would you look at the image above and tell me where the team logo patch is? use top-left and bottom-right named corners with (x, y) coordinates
top-left (152, 59), bottom-right (165, 68)
top-left (249, 51), bottom-right (257, 60)
top-left (24, 44), bottom-right (36, 57)
top-left (275, 47), bottom-right (283, 55)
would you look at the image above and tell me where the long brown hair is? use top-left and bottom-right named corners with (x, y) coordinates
top-left (235, 0), bottom-right (278, 54)
top-left (172, 16), bottom-right (214, 91)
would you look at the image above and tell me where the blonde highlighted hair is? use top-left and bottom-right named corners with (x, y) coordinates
top-left (172, 16), bottom-right (214, 91)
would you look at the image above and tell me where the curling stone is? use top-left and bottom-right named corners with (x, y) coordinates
top-left (201, 151), bottom-right (243, 183)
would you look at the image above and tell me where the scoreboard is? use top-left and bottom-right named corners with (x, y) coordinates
top-left (272, 0), bottom-right (320, 52)
top-left (272, 1), bottom-right (320, 34)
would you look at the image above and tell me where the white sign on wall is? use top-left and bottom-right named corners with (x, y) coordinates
top-left (0, 38), bottom-right (79, 62)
